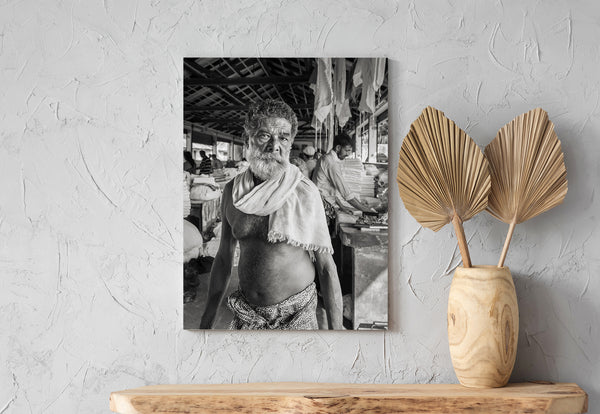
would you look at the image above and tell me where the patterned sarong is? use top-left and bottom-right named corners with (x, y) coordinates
top-left (227, 283), bottom-right (318, 330)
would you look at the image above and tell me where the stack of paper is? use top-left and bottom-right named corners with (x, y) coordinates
top-left (342, 158), bottom-right (375, 199)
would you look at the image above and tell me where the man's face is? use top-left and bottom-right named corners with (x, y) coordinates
top-left (247, 117), bottom-right (293, 180)
top-left (335, 144), bottom-right (353, 160)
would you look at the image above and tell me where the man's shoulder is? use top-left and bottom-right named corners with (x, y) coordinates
top-left (321, 150), bottom-right (338, 165)
top-left (220, 179), bottom-right (235, 206)
top-left (223, 178), bottom-right (234, 195)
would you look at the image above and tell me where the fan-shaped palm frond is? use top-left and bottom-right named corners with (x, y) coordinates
top-left (485, 108), bottom-right (568, 267)
top-left (397, 106), bottom-right (491, 267)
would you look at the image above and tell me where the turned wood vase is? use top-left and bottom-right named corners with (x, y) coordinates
top-left (447, 265), bottom-right (519, 388)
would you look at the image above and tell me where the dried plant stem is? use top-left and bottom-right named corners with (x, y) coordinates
top-left (451, 214), bottom-right (471, 268)
top-left (498, 219), bottom-right (517, 268)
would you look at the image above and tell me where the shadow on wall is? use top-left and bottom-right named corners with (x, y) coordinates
top-left (510, 271), bottom-right (598, 408)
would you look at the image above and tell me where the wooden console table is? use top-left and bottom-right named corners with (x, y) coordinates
top-left (110, 382), bottom-right (587, 413)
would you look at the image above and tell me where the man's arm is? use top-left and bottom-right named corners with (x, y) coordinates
top-left (199, 184), bottom-right (237, 329)
top-left (329, 160), bottom-right (374, 213)
top-left (314, 251), bottom-right (344, 330)
top-left (347, 197), bottom-right (377, 213)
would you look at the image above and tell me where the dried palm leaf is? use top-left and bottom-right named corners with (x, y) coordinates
top-left (485, 108), bottom-right (568, 267)
top-left (397, 107), bottom-right (491, 267)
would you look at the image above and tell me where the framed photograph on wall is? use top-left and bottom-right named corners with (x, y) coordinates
top-left (183, 58), bottom-right (389, 331)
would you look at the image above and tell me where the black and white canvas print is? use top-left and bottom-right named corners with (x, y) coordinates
top-left (183, 58), bottom-right (389, 330)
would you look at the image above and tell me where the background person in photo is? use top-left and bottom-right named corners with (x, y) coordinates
top-left (312, 133), bottom-right (376, 214)
top-left (198, 150), bottom-right (213, 175)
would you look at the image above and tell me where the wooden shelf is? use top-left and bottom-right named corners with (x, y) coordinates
top-left (110, 382), bottom-right (587, 413)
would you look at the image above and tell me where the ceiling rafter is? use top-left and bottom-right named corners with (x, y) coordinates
top-left (184, 58), bottom-right (388, 141)
top-left (184, 102), bottom-right (314, 112)
top-left (184, 59), bottom-right (246, 106)
top-left (185, 75), bottom-right (310, 86)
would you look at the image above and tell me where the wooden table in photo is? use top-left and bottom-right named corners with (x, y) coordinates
top-left (338, 223), bottom-right (388, 329)
top-left (110, 382), bottom-right (588, 413)
top-left (189, 198), bottom-right (220, 233)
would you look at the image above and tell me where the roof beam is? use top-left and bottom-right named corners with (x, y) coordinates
top-left (184, 122), bottom-right (239, 142)
top-left (190, 117), bottom-right (312, 124)
top-left (186, 75), bottom-right (310, 86)
top-left (256, 59), bottom-right (286, 103)
top-left (185, 102), bottom-right (314, 112)
top-left (184, 60), bottom-right (246, 105)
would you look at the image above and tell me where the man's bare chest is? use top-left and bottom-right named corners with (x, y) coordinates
top-left (227, 205), bottom-right (269, 241)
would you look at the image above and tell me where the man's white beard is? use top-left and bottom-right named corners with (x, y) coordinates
top-left (247, 146), bottom-right (288, 181)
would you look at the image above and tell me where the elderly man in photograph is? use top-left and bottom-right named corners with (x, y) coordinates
top-left (200, 99), bottom-right (343, 330)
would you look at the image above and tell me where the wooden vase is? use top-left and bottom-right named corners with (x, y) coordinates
top-left (447, 265), bottom-right (518, 388)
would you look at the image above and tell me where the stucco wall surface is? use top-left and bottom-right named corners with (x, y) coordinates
top-left (1, 1), bottom-right (598, 412)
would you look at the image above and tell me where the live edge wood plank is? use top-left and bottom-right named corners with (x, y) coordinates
top-left (110, 382), bottom-right (587, 414)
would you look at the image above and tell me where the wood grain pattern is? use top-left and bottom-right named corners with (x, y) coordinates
top-left (110, 382), bottom-right (587, 414)
top-left (448, 266), bottom-right (519, 388)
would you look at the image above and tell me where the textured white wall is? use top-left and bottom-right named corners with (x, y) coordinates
top-left (1, 0), bottom-right (598, 413)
